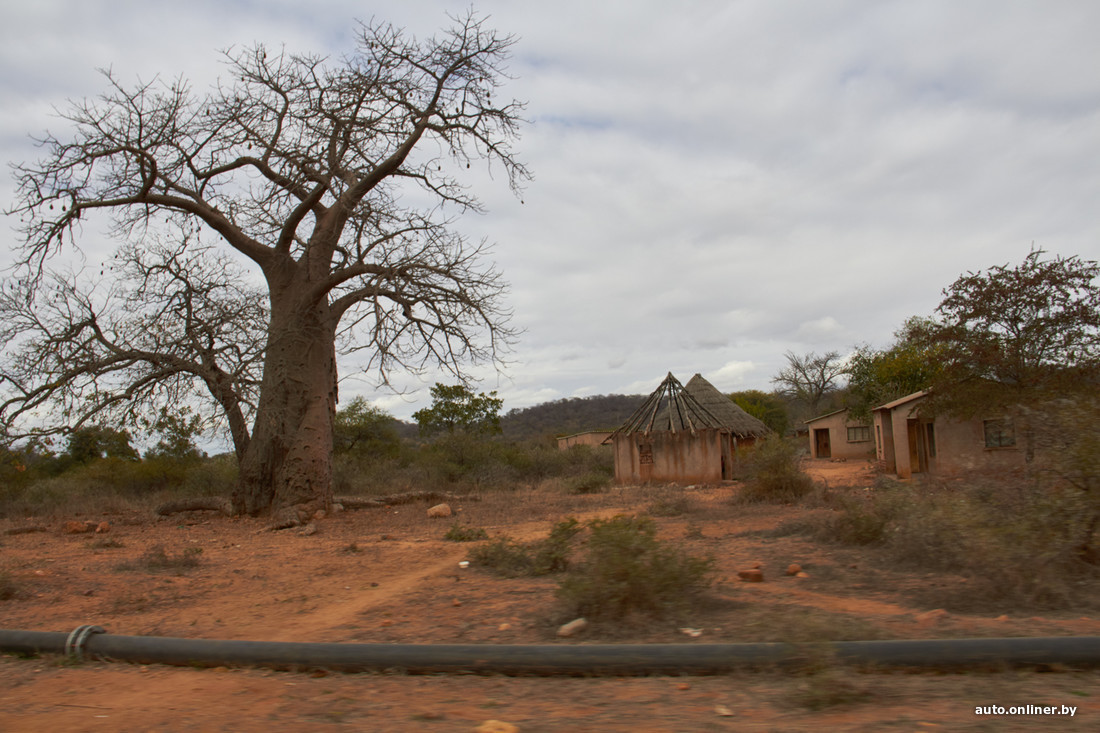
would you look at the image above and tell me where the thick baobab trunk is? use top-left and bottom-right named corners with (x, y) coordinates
top-left (233, 297), bottom-right (338, 518)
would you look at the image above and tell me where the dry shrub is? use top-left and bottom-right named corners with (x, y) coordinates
top-left (469, 518), bottom-right (581, 577)
top-left (556, 515), bottom-right (714, 621)
top-left (0, 570), bottom-right (21, 601)
top-left (564, 471), bottom-right (611, 495)
top-left (738, 438), bottom-right (814, 504)
top-left (802, 477), bottom-right (1100, 610)
top-left (645, 490), bottom-right (695, 517)
top-left (443, 522), bottom-right (489, 542)
top-left (121, 545), bottom-right (203, 573)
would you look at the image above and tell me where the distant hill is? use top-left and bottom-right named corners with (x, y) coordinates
top-left (499, 394), bottom-right (644, 442)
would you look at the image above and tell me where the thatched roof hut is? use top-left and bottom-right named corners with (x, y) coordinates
top-left (608, 373), bottom-right (769, 484)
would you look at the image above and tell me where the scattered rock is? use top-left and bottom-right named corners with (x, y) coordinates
top-left (298, 523), bottom-right (318, 536)
top-left (737, 568), bottom-right (765, 582)
top-left (557, 617), bottom-right (588, 637)
top-left (915, 608), bottom-right (949, 627)
top-left (452, 598), bottom-right (462, 607)
top-left (679, 627), bottom-right (703, 637)
top-left (476, 721), bottom-right (519, 733)
top-left (312, 510), bottom-right (326, 521)
top-left (676, 682), bottom-right (691, 690)
top-left (62, 521), bottom-right (95, 534)
top-left (995, 614), bottom-right (1010, 622)
top-left (331, 503), bottom-right (344, 513)
top-left (715, 704), bottom-right (734, 717)
top-left (795, 571), bottom-right (809, 578)
top-left (95, 521), bottom-right (111, 534)
top-left (427, 503), bottom-right (453, 518)
top-left (498, 623), bottom-right (511, 631)
top-left (785, 563), bottom-right (802, 576)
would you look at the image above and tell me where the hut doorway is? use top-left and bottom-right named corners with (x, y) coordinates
top-left (721, 434), bottom-right (735, 480)
top-left (813, 428), bottom-right (831, 458)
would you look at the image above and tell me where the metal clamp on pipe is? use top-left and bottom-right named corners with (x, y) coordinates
top-left (63, 625), bottom-right (105, 663)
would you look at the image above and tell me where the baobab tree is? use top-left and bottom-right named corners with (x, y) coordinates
top-left (2, 12), bottom-right (528, 520)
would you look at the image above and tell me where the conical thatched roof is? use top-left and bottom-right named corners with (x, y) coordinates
top-left (679, 374), bottom-right (771, 437)
top-left (610, 373), bottom-right (771, 438)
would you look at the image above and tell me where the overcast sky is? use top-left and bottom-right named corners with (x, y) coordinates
top-left (3, 1), bottom-right (1099, 427)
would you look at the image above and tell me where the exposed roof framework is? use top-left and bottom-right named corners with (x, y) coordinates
top-left (610, 373), bottom-right (770, 438)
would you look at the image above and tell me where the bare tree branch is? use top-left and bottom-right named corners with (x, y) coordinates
top-left (0, 234), bottom-right (264, 458)
top-left (772, 350), bottom-right (848, 415)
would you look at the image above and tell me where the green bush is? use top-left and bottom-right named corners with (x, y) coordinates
top-left (739, 438), bottom-right (814, 503)
top-left (444, 523), bottom-right (489, 542)
top-left (564, 471), bottom-right (611, 495)
top-left (556, 515), bottom-right (714, 620)
top-left (469, 518), bottom-right (581, 577)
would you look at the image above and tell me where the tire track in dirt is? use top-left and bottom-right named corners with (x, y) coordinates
top-left (264, 545), bottom-right (469, 641)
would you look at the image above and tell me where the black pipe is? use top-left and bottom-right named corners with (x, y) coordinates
top-left (2, 629), bottom-right (1099, 676)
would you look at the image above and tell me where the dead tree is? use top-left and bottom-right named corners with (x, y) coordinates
top-left (3, 12), bottom-right (528, 519)
top-left (772, 350), bottom-right (847, 416)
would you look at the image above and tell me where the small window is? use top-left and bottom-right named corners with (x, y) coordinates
top-left (846, 426), bottom-right (871, 443)
top-left (983, 418), bottom-right (1016, 448)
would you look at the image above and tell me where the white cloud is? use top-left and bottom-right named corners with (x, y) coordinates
top-left (705, 361), bottom-right (757, 391)
top-left (795, 317), bottom-right (846, 345)
top-left (3, 0), bottom-right (1099, 429)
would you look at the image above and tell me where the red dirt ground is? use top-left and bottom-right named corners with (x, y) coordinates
top-left (2, 460), bottom-right (1097, 731)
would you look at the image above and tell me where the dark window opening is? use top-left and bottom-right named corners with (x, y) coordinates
top-left (983, 418), bottom-right (1016, 448)
top-left (846, 426), bottom-right (871, 443)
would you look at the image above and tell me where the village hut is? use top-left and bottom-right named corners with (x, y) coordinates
top-left (606, 373), bottom-right (770, 484)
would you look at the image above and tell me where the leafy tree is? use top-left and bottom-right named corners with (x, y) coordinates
top-left (145, 409), bottom-right (204, 463)
top-left (908, 249), bottom-right (1100, 463)
top-left (64, 425), bottom-right (139, 465)
top-left (2, 12), bottom-right (528, 517)
top-left (729, 390), bottom-right (789, 436)
top-left (413, 383), bottom-right (503, 437)
top-left (844, 317), bottom-right (945, 422)
top-left (334, 396), bottom-right (399, 456)
top-left (916, 249), bottom-right (1100, 413)
top-left (771, 350), bottom-right (848, 416)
